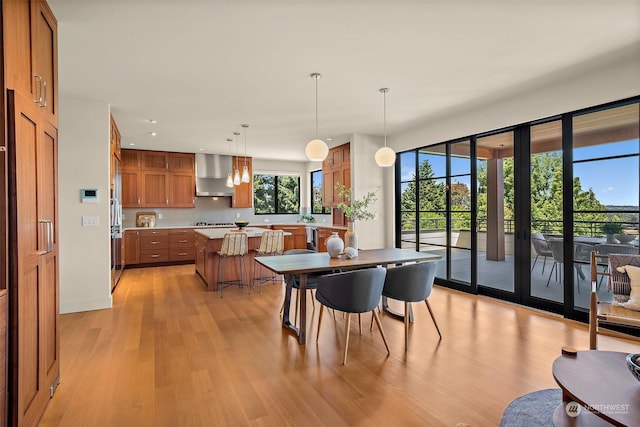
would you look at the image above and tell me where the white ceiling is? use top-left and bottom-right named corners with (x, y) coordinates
top-left (49, 0), bottom-right (640, 161)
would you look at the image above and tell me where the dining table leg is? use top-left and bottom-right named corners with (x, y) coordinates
top-left (281, 273), bottom-right (307, 345)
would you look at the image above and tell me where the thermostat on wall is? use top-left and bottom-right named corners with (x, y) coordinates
top-left (81, 188), bottom-right (98, 203)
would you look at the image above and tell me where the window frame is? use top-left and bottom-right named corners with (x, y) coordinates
top-left (310, 169), bottom-right (331, 214)
top-left (253, 173), bottom-right (301, 215)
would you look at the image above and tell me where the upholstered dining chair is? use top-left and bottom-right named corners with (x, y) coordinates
top-left (380, 262), bottom-right (441, 349)
top-left (315, 267), bottom-right (389, 365)
top-left (252, 230), bottom-right (285, 293)
top-left (217, 232), bottom-right (248, 298)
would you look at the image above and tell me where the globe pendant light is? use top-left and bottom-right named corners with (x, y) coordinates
top-left (305, 73), bottom-right (329, 162)
top-left (375, 88), bottom-right (396, 167)
top-left (233, 131), bottom-right (241, 185)
top-left (241, 124), bottom-right (250, 183)
top-left (225, 138), bottom-right (234, 188)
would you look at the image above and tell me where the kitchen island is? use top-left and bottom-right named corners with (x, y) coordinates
top-left (195, 227), bottom-right (291, 291)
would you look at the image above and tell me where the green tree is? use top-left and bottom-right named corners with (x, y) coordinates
top-left (400, 159), bottom-right (446, 230)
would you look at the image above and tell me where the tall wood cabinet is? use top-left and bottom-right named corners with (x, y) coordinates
top-left (4, 1), bottom-right (60, 425)
top-left (322, 142), bottom-right (350, 207)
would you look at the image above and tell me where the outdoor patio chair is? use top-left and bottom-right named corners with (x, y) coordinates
top-left (531, 232), bottom-right (553, 273)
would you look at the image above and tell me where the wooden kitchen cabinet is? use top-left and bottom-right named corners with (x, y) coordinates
top-left (4, 0), bottom-right (58, 125)
top-left (0, 291), bottom-right (7, 427)
top-left (141, 151), bottom-right (170, 171)
top-left (7, 90), bottom-right (60, 427)
top-left (231, 156), bottom-right (253, 208)
top-left (124, 230), bottom-right (140, 265)
top-left (125, 228), bottom-right (196, 266)
top-left (322, 142), bottom-right (350, 207)
top-left (121, 149), bottom-right (141, 170)
top-left (272, 225), bottom-right (307, 251)
top-left (121, 149), bottom-right (195, 208)
top-left (140, 171), bottom-right (169, 207)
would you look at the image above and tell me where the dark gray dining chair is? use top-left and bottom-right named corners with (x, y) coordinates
top-left (381, 262), bottom-right (441, 349)
top-left (315, 267), bottom-right (389, 365)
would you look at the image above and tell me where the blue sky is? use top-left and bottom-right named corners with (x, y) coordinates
top-left (400, 138), bottom-right (640, 207)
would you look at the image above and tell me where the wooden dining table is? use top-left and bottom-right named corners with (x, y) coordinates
top-left (255, 248), bottom-right (442, 345)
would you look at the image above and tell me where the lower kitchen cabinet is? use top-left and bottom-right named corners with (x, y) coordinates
top-left (124, 228), bottom-right (195, 267)
top-left (271, 225), bottom-right (307, 251)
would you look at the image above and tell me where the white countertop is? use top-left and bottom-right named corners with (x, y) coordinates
top-left (195, 227), bottom-right (291, 239)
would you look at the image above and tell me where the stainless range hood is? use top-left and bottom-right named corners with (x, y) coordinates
top-left (195, 154), bottom-right (235, 197)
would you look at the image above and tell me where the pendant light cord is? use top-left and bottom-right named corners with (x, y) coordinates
top-left (383, 90), bottom-right (387, 147)
top-left (242, 124), bottom-right (248, 166)
top-left (315, 76), bottom-right (319, 137)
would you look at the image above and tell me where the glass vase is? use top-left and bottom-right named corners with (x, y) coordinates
top-left (345, 221), bottom-right (358, 250)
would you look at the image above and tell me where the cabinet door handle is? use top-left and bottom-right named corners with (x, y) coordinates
top-left (138, 198), bottom-right (141, 205)
top-left (33, 75), bottom-right (43, 105)
top-left (41, 80), bottom-right (48, 108)
top-left (178, 239), bottom-right (188, 243)
top-left (178, 252), bottom-right (188, 256)
top-left (166, 198), bottom-right (169, 205)
top-left (149, 241), bottom-right (159, 245)
top-left (37, 219), bottom-right (53, 254)
top-left (150, 254), bottom-right (160, 258)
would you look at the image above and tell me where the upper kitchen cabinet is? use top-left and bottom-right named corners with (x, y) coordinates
top-left (121, 149), bottom-right (195, 208)
top-left (121, 149), bottom-right (141, 170)
top-left (231, 156), bottom-right (252, 208)
top-left (141, 151), bottom-right (170, 171)
top-left (4, 0), bottom-right (58, 126)
top-left (322, 142), bottom-right (350, 207)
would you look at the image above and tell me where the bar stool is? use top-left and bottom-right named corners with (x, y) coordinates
top-left (217, 232), bottom-right (248, 298)
top-left (252, 230), bottom-right (284, 293)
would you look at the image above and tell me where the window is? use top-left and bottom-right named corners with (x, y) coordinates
top-left (254, 174), bottom-right (300, 214)
top-left (310, 170), bottom-right (330, 214)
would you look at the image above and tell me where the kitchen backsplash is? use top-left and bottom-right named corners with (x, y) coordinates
top-left (122, 197), bottom-right (331, 228)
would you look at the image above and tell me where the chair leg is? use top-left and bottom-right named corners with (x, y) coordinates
top-left (219, 256), bottom-right (225, 298)
top-left (404, 302), bottom-right (410, 350)
top-left (542, 256), bottom-right (547, 274)
top-left (372, 309), bottom-right (390, 355)
top-left (294, 289), bottom-right (300, 326)
top-left (425, 300), bottom-right (442, 338)
top-left (343, 313), bottom-right (351, 365)
top-left (358, 313), bottom-right (362, 335)
top-left (531, 255), bottom-right (539, 272)
top-left (546, 262), bottom-right (556, 287)
top-left (316, 304), bottom-right (324, 343)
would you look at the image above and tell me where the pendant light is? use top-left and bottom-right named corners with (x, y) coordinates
top-left (241, 124), bottom-right (250, 183)
top-left (233, 131), bottom-right (241, 185)
top-left (375, 88), bottom-right (396, 167)
top-left (225, 138), bottom-right (234, 188)
top-left (305, 73), bottom-right (329, 162)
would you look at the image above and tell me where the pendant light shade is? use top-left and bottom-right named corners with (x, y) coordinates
top-left (241, 124), bottom-right (250, 183)
top-left (375, 88), bottom-right (396, 167)
top-left (225, 138), bottom-right (234, 188)
top-left (306, 73), bottom-right (329, 162)
top-left (233, 131), bottom-right (241, 185)
top-left (306, 139), bottom-right (329, 162)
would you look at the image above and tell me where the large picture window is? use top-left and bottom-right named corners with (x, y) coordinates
top-left (254, 174), bottom-right (300, 214)
top-left (310, 170), bottom-right (330, 214)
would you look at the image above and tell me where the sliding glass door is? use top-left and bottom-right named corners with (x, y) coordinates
top-left (396, 97), bottom-right (640, 320)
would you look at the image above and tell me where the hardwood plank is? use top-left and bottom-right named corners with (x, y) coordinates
top-left (39, 265), bottom-right (640, 426)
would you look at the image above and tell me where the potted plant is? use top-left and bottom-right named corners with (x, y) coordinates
top-left (335, 184), bottom-right (378, 251)
top-left (299, 214), bottom-right (315, 223)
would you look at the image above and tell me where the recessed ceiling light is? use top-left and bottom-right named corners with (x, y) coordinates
top-left (326, 138), bottom-right (333, 141)
top-left (149, 132), bottom-right (157, 136)
top-left (129, 143), bottom-right (135, 146)
top-left (199, 148), bottom-right (205, 151)
top-left (149, 119), bottom-right (157, 124)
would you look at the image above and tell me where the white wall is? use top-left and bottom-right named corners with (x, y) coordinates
top-left (351, 133), bottom-right (389, 249)
top-left (58, 94), bottom-right (112, 313)
top-left (386, 50), bottom-right (640, 247)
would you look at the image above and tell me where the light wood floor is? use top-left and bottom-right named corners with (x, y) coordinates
top-left (39, 264), bottom-right (640, 426)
